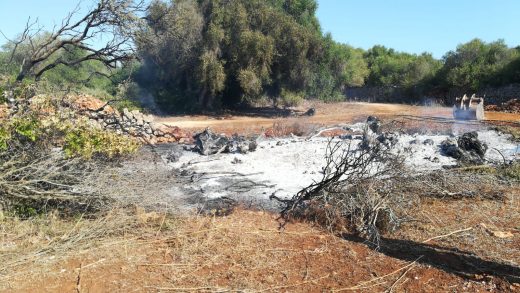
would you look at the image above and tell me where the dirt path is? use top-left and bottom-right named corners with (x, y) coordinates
top-left (155, 102), bottom-right (520, 135)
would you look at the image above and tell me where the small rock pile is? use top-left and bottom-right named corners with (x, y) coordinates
top-left (441, 132), bottom-right (488, 165)
top-left (193, 128), bottom-right (258, 156)
top-left (73, 95), bottom-right (191, 144)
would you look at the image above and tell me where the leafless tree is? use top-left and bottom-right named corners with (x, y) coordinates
top-left (1, 0), bottom-right (145, 82)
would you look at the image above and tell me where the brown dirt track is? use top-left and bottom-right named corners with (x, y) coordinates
top-left (156, 102), bottom-right (520, 135)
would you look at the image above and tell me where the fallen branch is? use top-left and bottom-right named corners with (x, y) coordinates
top-left (421, 227), bottom-right (473, 243)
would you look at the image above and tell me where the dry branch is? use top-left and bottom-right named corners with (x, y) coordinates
top-left (2, 0), bottom-right (145, 82)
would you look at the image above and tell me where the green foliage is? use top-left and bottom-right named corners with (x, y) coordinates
top-left (279, 89), bottom-right (304, 107)
top-left (365, 46), bottom-right (441, 89)
top-left (12, 204), bottom-right (39, 218)
top-left (12, 118), bottom-right (40, 142)
top-left (136, 0), bottom-right (367, 111)
top-left (0, 94), bottom-right (138, 160)
top-left (0, 126), bottom-right (10, 151)
top-left (500, 163), bottom-right (520, 181)
top-left (63, 126), bottom-right (139, 159)
top-left (440, 39), bottom-right (519, 92)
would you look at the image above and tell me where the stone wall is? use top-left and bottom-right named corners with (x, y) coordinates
top-left (73, 95), bottom-right (191, 144)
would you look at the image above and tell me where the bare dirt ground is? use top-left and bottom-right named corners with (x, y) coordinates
top-left (156, 102), bottom-right (520, 135)
top-left (4, 204), bottom-right (519, 292)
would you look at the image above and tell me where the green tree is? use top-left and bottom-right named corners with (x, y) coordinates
top-left (136, 0), bottom-right (372, 111)
top-left (440, 39), bottom-right (518, 91)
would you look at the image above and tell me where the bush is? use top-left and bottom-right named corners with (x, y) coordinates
top-left (279, 89), bottom-right (304, 108)
top-left (64, 126), bottom-right (139, 159)
top-left (500, 162), bottom-right (520, 181)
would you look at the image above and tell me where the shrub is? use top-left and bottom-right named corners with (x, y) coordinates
top-left (64, 126), bottom-right (139, 159)
top-left (0, 126), bottom-right (10, 151)
top-left (279, 89), bottom-right (304, 108)
top-left (500, 162), bottom-right (520, 181)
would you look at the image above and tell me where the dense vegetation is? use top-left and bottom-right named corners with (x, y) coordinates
top-left (134, 0), bottom-right (368, 111)
top-left (1, 0), bottom-right (520, 111)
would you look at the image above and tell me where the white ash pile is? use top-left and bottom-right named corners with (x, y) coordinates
top-left (73, 95), bottom-right (191, 144)
top-left (167, 116), bottom-right (518, 207)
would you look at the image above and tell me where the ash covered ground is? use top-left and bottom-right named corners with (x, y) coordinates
top-left (161, 122), bottom-right (519, 210)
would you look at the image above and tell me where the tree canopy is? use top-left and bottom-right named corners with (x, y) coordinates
top-left (135, 0), bottom-right (368, 111)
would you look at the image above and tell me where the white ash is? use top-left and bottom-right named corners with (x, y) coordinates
top-left (168, 128), bottom-right (519, 205)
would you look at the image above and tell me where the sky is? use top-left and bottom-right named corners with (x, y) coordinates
top-left (0, 0), bottom-right (519, 58)
top-left (316, 0), bottom-right (520, 58)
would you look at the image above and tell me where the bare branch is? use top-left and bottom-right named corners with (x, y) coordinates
top-left (2, 0), bottom-right (145, 82)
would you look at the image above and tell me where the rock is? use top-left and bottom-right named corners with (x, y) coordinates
top-left (276, 141), bottom-right (283, 146)
top-left (143, 114), bottom-right (154, 124)
top-left (440, 138), bottom-right (465, 160)
top-left (194, 129), bottom-right (230, 155)
top-left (377, 132), bottom-right (398, 146)
top-left (150, 121), bottom-right (167, 132)
top-left (248, 140), bottom-right (258, 152)
top-left (366, 116), bottom-right (381, 133)
top-left (303, 107), bottom-right (316, 116)
top-left (193, 129), bottom-right (257, 155)
top-left (165, 149), bottom-right (183, 163)
top-left (423, 139), bottom-right (435, 146)
top-left (409, 139), bottom-right (421, 145)
top-left (122, 108), bottom-right (133, 120)
top-left (441, 132), bottom-right (487, 165)
top-left (457, 131), bottom-right (487, 158)
top-left (339, 134), bottom-right (353, 140)
top-left (227, 135), bottom-right (257, 154)
top-left (231, 157), bottom-right (243, 164)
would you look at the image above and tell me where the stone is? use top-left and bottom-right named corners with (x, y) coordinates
top-left (377, 132), bottom-right (398, 146)
top-left (440, 132), bottom-right (487, 165)
top-left (143, 114), bottom-right (154, 124)
top-left (457, 131), bottom-right (487, 158)
top-left (193, 129), bottom-right (257, 155)
top-left (194, 129), bottom-right (230, 155)
top-left (303, 107), bottom-right (316, 116)
top-left (165, 148), bottom-right (183, 163)
top-left (150, 122), bottom-right (166, 132)
top-left (423, 139), bottom-right (435, 146)
top-left (123, 108), bottom-right (133, 120)
top-left (440, 138), bottom-right (465, 160)
top-left (366, 116), bottom-right (381, 133)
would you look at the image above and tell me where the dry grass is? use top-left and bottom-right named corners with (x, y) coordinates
top-left (494, 125), bottom-right (520, 141)
top-left (3, 208), bottom-right (506, 292)
top-left (267, 119), bottom-right (318, 137)
top-left (0, 206), bottom-right (167, 284)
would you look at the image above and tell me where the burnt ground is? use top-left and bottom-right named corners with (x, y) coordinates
top-left (1, 102), bottom-right (520, 292)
